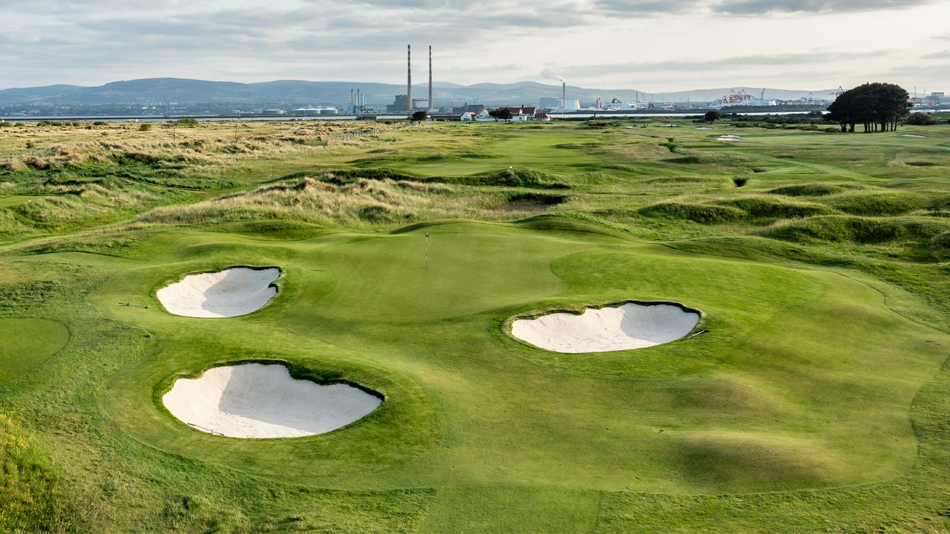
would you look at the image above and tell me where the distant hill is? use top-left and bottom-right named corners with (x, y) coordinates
top-left (0, 78), bottom-right (834, 107)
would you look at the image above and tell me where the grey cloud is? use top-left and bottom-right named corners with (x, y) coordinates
top-left (557, 50), bottom-right (888, 76)
top-left (713, 0), bottom-right (939, 14)
top-left (922, 50), bottom-right (950, 59)
top-left (592, 0), bottom-right (700, 14)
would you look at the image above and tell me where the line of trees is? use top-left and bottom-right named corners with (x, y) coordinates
top-left (825, 82), bottom-right (911, 133)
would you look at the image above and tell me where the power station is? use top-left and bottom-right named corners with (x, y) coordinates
top-left (387, 44), bottom-right (432, 113)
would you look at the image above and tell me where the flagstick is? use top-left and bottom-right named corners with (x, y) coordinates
top-left (425, 232), bottom-right (428, 269)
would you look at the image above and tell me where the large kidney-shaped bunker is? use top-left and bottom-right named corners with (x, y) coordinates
top-left (157, 267), bottom-right (279, 318)
top-left (512, 302), bottom-right (700, 353)
top-left (163, 363), bottom-right (382, 438)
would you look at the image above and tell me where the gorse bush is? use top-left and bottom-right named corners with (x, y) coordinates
top-left (907, 112), bottom-right (936, 126)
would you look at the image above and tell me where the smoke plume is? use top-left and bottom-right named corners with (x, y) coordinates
top-left (541, 69), bottom-right (566, 83)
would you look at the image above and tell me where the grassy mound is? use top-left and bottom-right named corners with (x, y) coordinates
top-left (718, 197), bottom-right (835, 221)
top-left (497, 192), bottom-right (569, 212)
top-left (441, 168), bottom-right (566, 188)
top-left (765, 216), bottom-right (907, 244)
top-left (640, 202), bottom-right (745, 224)
top-left (768, 184), bottom-right (846, 197)
top-left (825, 192), bottom-right (923, 216)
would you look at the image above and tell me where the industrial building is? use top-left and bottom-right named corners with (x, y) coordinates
top-left (447, 103), bottom-right (486, 113)
top-left (386, 44), bottom-right (436, 113)
top-left (293, 107), bottom-right (338, 115)
top-left (386, 95), bottom-right (428, 112)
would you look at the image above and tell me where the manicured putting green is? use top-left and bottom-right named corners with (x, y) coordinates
top-left (0, 318), bottom-right (70, 383)
top-left (0, 196), bottom-right (48, 209)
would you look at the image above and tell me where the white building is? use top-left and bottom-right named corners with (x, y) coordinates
top-left (550, 100), bottom-right (581, 113)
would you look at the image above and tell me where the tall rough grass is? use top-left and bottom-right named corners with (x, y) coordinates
top-left (0, 412), bottom-right (74, 532)
top-left (137, 177), bottom-right (529, 229)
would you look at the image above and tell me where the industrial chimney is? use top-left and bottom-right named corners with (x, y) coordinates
top-left (429, 46), bottom-right (433, 112)
top-left (407, 45), bottom-right (413, 113)
top-left (562, 82), bottom-right (566, 108)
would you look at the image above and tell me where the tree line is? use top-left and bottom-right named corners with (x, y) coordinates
top-left (825, 82), bottom-right (911, 133)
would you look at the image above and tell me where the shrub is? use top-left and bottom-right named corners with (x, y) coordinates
top-left (93, 121), bottom-right (107, 126)
top-left (25, 141), bottom-right (35, 149)
top-left (172, 118), bottom-right (200, 127)
top-left (139, 124), bottom-right (152, 131)
top-left (907, 112), bottom-right (936, 126)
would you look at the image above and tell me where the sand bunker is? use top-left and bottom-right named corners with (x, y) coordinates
top-left (511, 302), bottom-right (700, 353)
top-left (902, 134), bottom-right (928, 138)
top-left (718, 135), bottom-right (742, 142)
top-left (163, 363), bottom-right (382, 438)
top-left (158, 267), bottom-right (279, 318)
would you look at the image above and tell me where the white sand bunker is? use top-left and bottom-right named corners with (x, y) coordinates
top-left (163, 363), bottom-right (382, 438)
top-left (718, 135), bottom-right (742, 142)
top-left (512, 302), bottom-right (700, 353)
top-left (158, 267), bottom-right (279, 318)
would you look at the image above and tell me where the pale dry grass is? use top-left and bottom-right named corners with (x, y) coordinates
top-left (0, 121), bottom-right (392, 173)
top-left (136, 176), bottom-right (541, 229)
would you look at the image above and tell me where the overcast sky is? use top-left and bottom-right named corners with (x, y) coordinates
top-left (2, 0), bottom-right (949, 92)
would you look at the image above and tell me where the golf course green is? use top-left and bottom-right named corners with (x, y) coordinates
top-left (3, 117), bottom-right (950, 531)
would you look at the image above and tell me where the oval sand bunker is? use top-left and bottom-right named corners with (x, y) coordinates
top-left (163, 363), bottom-right (382, 438)
top-left (158, 267), bottom-right (279, 318)
top-left (512, 302), bottom-right (700, 353)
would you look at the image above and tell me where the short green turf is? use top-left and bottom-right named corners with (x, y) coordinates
top-left (0, 318), bottom-right (69, 383)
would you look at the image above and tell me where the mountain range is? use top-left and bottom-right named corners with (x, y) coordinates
top-left (0, 78), bottom-right (836, 107)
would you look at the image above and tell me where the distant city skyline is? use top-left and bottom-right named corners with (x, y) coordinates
top-left (3, 0), bottom-right (949, 92)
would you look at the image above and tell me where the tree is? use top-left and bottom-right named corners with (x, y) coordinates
top-left (411, 110), bottom-right (427, 122)
top-left (907, 112), bottom-right (936, 126)
top-left (704, 110), bottom-right (721, 123)
top-left (489, 108), bottom-right (513, 122)
top-left (825, 83), bottom-right (910, 133)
